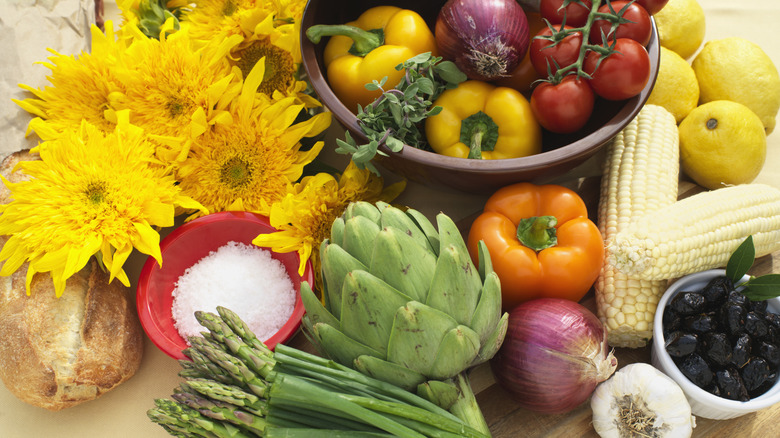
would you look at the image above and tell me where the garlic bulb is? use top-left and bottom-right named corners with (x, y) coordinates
top-left (591, 363), bottom-right (696, 438)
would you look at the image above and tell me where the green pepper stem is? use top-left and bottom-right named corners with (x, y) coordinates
top-left (461, 111), bottom-right (498, 160)
top-left (516, 216), bottom-right (558, 251)
top-left (305, 24), bottom-right (384, 57)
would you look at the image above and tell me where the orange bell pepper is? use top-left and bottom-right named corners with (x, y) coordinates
top-left (467, 182), bottom-right (604, 311)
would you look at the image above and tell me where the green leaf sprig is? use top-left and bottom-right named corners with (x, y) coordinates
top-left (726, 235), bottom-right (780, 301)
top-left (335, 52), bottom-right (467, 175)
top-left (534, 0), bottom-right (637, 84)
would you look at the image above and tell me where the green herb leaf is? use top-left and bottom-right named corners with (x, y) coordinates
top-left (334, 52), bottom-right (467, 175)
top-left (726, 236), bottom-right (755, 283)
top-left (741, 274), bottom-right (780, 301)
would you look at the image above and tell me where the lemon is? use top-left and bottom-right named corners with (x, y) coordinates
top-left (646, 47), bottom-right (699, 123)
top-left (653, 0), bottom-right (705, 59)
top-left (678, 101), bottom-right (767, 189)
top-left (692, 37), bottom-right (780, 135)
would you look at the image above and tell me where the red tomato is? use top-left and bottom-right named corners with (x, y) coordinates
top-left (584, 38), bottom-right (651, 101)
top-left (635, 0), bottom-right (669, 15)
top-left (529, 26), bottom-right (583, 77)
top-left (540, 0), bottom-right (593, 27)
top-left (530, 75), bottom-right (595, 134)
top-left (590, 1), bottom-right (652, 47)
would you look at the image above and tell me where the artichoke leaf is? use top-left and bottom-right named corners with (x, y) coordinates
top-left (320, 240), bottom-right (368, 318)
top-left (476, 239), bottom-right (494, 281)
top-left (473, 311), bottom-right (509, 366)
top-left (386, 301), bottom-right (459, 376)
top-left (369, 226), bottom-right (437, 303)
top-left (330, 217), bottom-right (345, 246)
top-left (353, 354), bottom-right (427, 392)
top-left (429, 325), bottom-right (481, 379)
top-left (343, 201), bottom-right (382, 223)
top-left (416, 379), bottom-right (459, 411)
top-left (311, 322), bottom-right (384, 367)
top-left (426, 244), bottom-right (482, 326)
top-left (405, 208), bottom-right (440, 257)
top-left (469, 271), bottom-right (502, 343)
top-left (300, 280), bottom-right (340, 330)
top-left (378, 202), bottom-right (433, 253)
top-left (342, 214), bottom-right (381, 267)
top-left (339, 270), bottom-right (411, 355)
top-left (435, 212), bottom-right (470, 258)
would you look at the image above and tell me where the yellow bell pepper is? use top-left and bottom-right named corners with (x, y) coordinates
top-left (425, 80), bottom-right (542, 159)
top-left (306, 6), bottom-right (437, 112)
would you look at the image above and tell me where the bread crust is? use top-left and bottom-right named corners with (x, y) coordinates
top-left (0, 150), bottom-right (144, 411)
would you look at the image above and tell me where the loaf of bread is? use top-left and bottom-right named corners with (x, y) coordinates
top-left (0, 150), bottom-right (144, 411)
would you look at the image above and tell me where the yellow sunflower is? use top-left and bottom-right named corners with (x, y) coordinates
top-left (184, 1), bottom-right (316, 106)
top-left (252, 161), bottom-right (406, 290)
top-left (13, 22), bottom-right (128, 140)
top-left (174, 60), bottom-right (331, 220)
top-left (113, 25), bottom-right (241, 146)
top-left (0, 112), bottom-right (206, 297)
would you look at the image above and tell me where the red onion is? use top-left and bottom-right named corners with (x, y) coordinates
top-left (490, 298), bottom-right (618, 414)
top-left (435, 0), bottom-right (531, 81)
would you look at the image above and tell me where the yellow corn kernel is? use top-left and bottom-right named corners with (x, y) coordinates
top-left (595, 104), bottom-right (680, 348)
top-left (608, 183), bottom-right (780, 281)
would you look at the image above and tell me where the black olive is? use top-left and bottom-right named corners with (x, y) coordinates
top-left (701, 276), bottom-right (732, 307)
top-left (741, 357), bottom-right (772, 393)
top-left (705, 382), bottom-right (722, 397)
top-left (748, 298), bottom-right (769, 314)
top-left (715, 367), bottom-right (750, 401)
top-left (766, 312), bottom-right (780, 330)
top-left (727, 290), bottom-right (748, 307)
top-left (759, 341), bottom-right (780, 368)
top-left (751, 372), bottom-right (779, 399)
top-left (720, 304), bottom-right (747, 336)
top-left (665, 331), bottom-right (699, 358)
top-left (669, 291), bottom-right (707, 316)
top-left (683, 313), bottom-right (718, 334)
top-left (703, 332), bottom-right (733, 367)
top-left (679, 353), bottom-right (713, 389)
top-left (662, 305), bottom-right (683, 337)
top-left (745, 311), bottom-right (770, 339)
top-left (732, 333), bottom-right (753, 369)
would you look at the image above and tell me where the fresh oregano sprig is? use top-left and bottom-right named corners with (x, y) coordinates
top-left (335, 52), bottom-right (467, 175)
top-left (726, 235), bottom-right (780, 301)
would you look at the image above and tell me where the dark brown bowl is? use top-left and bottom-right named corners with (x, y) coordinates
top-left (301, 0), bottom-right (660, 193)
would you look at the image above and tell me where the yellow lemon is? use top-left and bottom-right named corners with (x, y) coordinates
top-left (646, 47), bottom-right (699, 123)
top-left (678, 101), bottom-right (767, 189)
top-left (692, 37), bottom-right (780, 134)
top-left (653, 0), bottom-right (705, 59)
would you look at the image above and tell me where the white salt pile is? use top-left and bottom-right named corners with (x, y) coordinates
top-left (171, 241), bottom-right (296, 344)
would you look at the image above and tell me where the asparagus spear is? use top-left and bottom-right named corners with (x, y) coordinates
top-left (148, 399), bottom-right (251, 438)
top-left (172, 391), bottom-right (267, 436)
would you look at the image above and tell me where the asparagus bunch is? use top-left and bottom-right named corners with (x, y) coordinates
top-left (148, 306), bottom-right (491, 438)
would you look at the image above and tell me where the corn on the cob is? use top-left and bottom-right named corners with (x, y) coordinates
top-left (595, 104), bottom-right (680, 348)
top-left (608, 183), bottom-right (780, 281)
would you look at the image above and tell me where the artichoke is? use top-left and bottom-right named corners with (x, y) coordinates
top-left (300, 201), bottom-right (508, 434)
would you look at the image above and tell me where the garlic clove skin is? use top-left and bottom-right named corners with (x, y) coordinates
top-left (591, 363), bottom-right (696, 438)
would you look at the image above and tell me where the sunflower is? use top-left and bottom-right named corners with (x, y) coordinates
top-left (252, 161), bottom-right (406, 290)
top-left (0, 112), bottom-right (205, 297)
top-left (183, 1), bottom-right (317, 106)
top-left (13, 22), bottom-right (128, 140)
top-left (113, 26), bottom-right (241, 145)
top-left (174, 60), bottom-right (331, 220)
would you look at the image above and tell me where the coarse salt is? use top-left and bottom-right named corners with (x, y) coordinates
top-left (171, 241), bottom-right (296, 345)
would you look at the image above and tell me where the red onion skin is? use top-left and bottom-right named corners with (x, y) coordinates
top-left (490, 298), bottom-right (617, 414)
top-left (435, 0), bottom-right (530, 81)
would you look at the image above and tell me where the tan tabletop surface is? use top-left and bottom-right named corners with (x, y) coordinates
top-left (2, 1), bottom-right (780, 437)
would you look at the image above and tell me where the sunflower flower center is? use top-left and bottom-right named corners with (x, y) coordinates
top-left (84, 180), bottom-right (108, 205)
top-left (235, 40), bottom-right (296, 96)
top-left (222, 0), bottom-right (237, 16)
top-left (220, 155), bottom-right (254, 189)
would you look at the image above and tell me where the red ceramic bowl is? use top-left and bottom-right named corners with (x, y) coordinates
top-left (137, 211), bottom-right (313, 361)
top-left (300, 0), bottom-right (660, 193)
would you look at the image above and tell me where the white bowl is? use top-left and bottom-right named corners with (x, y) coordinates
top-left (651, 269), bottom-right (780, 420)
